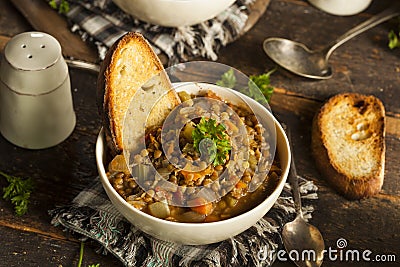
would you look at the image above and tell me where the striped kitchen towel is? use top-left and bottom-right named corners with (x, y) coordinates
top-left (50, 0), bottom-right (261, 64)
top-left (50, 176), bottom-right (318, 267)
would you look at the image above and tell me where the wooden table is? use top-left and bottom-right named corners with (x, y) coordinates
top-left (0, 0), bottom-right (398, 266)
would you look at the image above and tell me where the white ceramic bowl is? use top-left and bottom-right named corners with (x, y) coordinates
top-left (308, 0), bottom-right (372, 16)
top-left (112, 0), bottom-right (236, 27)
top-left (96, 83), bottom-right (290, 245)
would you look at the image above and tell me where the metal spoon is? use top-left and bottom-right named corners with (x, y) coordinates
top-left (263, 4), bottom-right (400, 79)
top-left (282, 130), bottom-right (324, 267)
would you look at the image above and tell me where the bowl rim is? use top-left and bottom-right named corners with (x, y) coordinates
top-left (111, 0), bottom-right (237, 27)
top-left (96, 85), bottom-right (291, 228)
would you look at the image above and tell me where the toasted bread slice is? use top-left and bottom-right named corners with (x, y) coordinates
top-left (311, 93), bottom-right (385, 199)
top-left (97, 32), bottom-right (180, 154)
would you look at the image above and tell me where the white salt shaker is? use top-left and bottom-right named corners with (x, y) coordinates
top-left (0, 32), bottom-right (76, 149)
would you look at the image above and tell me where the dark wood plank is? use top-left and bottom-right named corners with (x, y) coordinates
top-left (0, 225), bottom-right (122, 267)
top-left (309, 188), bottom-right (400, 267)
top-left (0, 0), bottom-right (31, 36)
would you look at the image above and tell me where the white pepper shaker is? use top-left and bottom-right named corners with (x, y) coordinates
top-left (0, 31), bottom-right (76, 149)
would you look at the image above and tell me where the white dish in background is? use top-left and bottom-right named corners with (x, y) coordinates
top-left (308, 0), bottom-right (372, 16)
top-left (96, 82), bottom-right (290, 245)
top-left (112, 0), bottom-right (235, 27)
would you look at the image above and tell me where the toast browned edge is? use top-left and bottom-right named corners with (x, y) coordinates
top-left (97, 33), bottom-right (120, 156)
top-left (311, 93), bottom-right (386, 200)
top-left (97, 32), bottom-right (170, 155)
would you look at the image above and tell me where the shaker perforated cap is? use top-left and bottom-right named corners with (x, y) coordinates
top-left (1, 32), bottom-right (68, 95)
top-left (4, 32), bottom-right (62, 71)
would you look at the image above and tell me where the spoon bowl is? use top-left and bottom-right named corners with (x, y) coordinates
top-left (283, 129), bottom-right (325, 267)
top-left (263, 38), bottom-right (332, 79)
top-left (263, 4), bottom-right (400, 79)
top-left (283, 217), bottom-right (325, 267)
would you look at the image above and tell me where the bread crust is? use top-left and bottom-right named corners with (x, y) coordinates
top-left (311, 93), bottom-right (385, 200)
top-left (97, 32), bottom-right (180, 154)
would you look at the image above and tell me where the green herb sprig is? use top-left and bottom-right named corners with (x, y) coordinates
top-left (192, 117), bottom-right (231, 166)
top-left (216, 68), bottom-right (237, 89)
top-left (249, 69), bottom-right (276, 103)
top-left (388, 16), bottom-right (400, 49)
top-left (216, 68), bottom-right (276, 104)
top-left (389, 30), bottom-right (400, 49)
top-left (78, 242), bottom-right (100, 267)
top-left (1, 171), bottom-right (34, 216)
top-left (49, 0), bottom-right (70, 14)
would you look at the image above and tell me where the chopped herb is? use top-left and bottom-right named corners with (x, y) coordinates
top-left (78, 242), bottom-right (100, 267)
top-left (216, 68), bottom-right (276, 104)
top-left (249, 69), bottom-right (276, 102)
top-left (216, 68), bottom-right (236, 89)
top-left (388, 17), bottom-right (400, 49)
top-left (388, 30), bottom-right (400, 49)
top-left (1, 171), bottom-right (34, 216)
top-left (192, 117), bottom-right (231, 166)
top-left (49, 0), bottom-right (70, 14)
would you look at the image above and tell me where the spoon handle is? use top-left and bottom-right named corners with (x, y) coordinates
top-left (324, 3), bottom-right (400, 60)
top-left (287, 129), bottom-right (303, 218)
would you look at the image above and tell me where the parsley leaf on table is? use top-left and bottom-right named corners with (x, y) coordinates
top-left (78, 242), bottom-right (100, 267)
top-left (216, 68), bottom-right (236, 89)
top-left (216, 68), bottom-right (276, 104)
top-left (49, 0), bottom-right (70, 14)
top-left (249, 69), bottom-right (276, 102)
top-left (388, 16), bottom-right (400, 49)
top-left (1, 171), bottom-right (34, 216)
top-left (388, 30), bottom-right (400, 49)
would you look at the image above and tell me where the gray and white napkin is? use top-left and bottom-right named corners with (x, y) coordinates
top-left (52, 0), bottom-right (258, 64)
top-left (50, 177), bottom-right (317, 267)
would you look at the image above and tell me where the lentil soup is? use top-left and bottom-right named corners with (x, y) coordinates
top-left (106, 89), bottom-right (282, 223)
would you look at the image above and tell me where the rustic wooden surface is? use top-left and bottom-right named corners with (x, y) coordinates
top-left (0, 0), bottom-right (399, 266)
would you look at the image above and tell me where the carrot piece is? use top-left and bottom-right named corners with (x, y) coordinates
top-left (235, 181), bottom-right (248, 189)
top-left (191, 203), bottom-right (214, 215)
top-left (180, 166), bottom-right (213, 182)
top-left (188, 197), bottom-right (214, 215)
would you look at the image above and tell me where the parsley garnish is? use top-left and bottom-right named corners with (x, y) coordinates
top-left (216, 68), bottom-right (236, 89)
top-left (388, 17), bottom-right (400, 49)
top-left (49, 0), bottom-right (70, 14)
top-left (1, 171), bottom-right (34, 216)
top-left (192, 117), bottom-right (231, 166)
top-left (216, 68), bottom-right (276, 104)
top-left (388, 30), bottom-right (400, 49)
top-left (249, 69), bottom-right (276, 102)
top-left (78, 242), bottom-right (100, 267)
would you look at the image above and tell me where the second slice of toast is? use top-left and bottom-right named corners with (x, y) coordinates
top-left (311, 93), bottom-right (385, 199)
